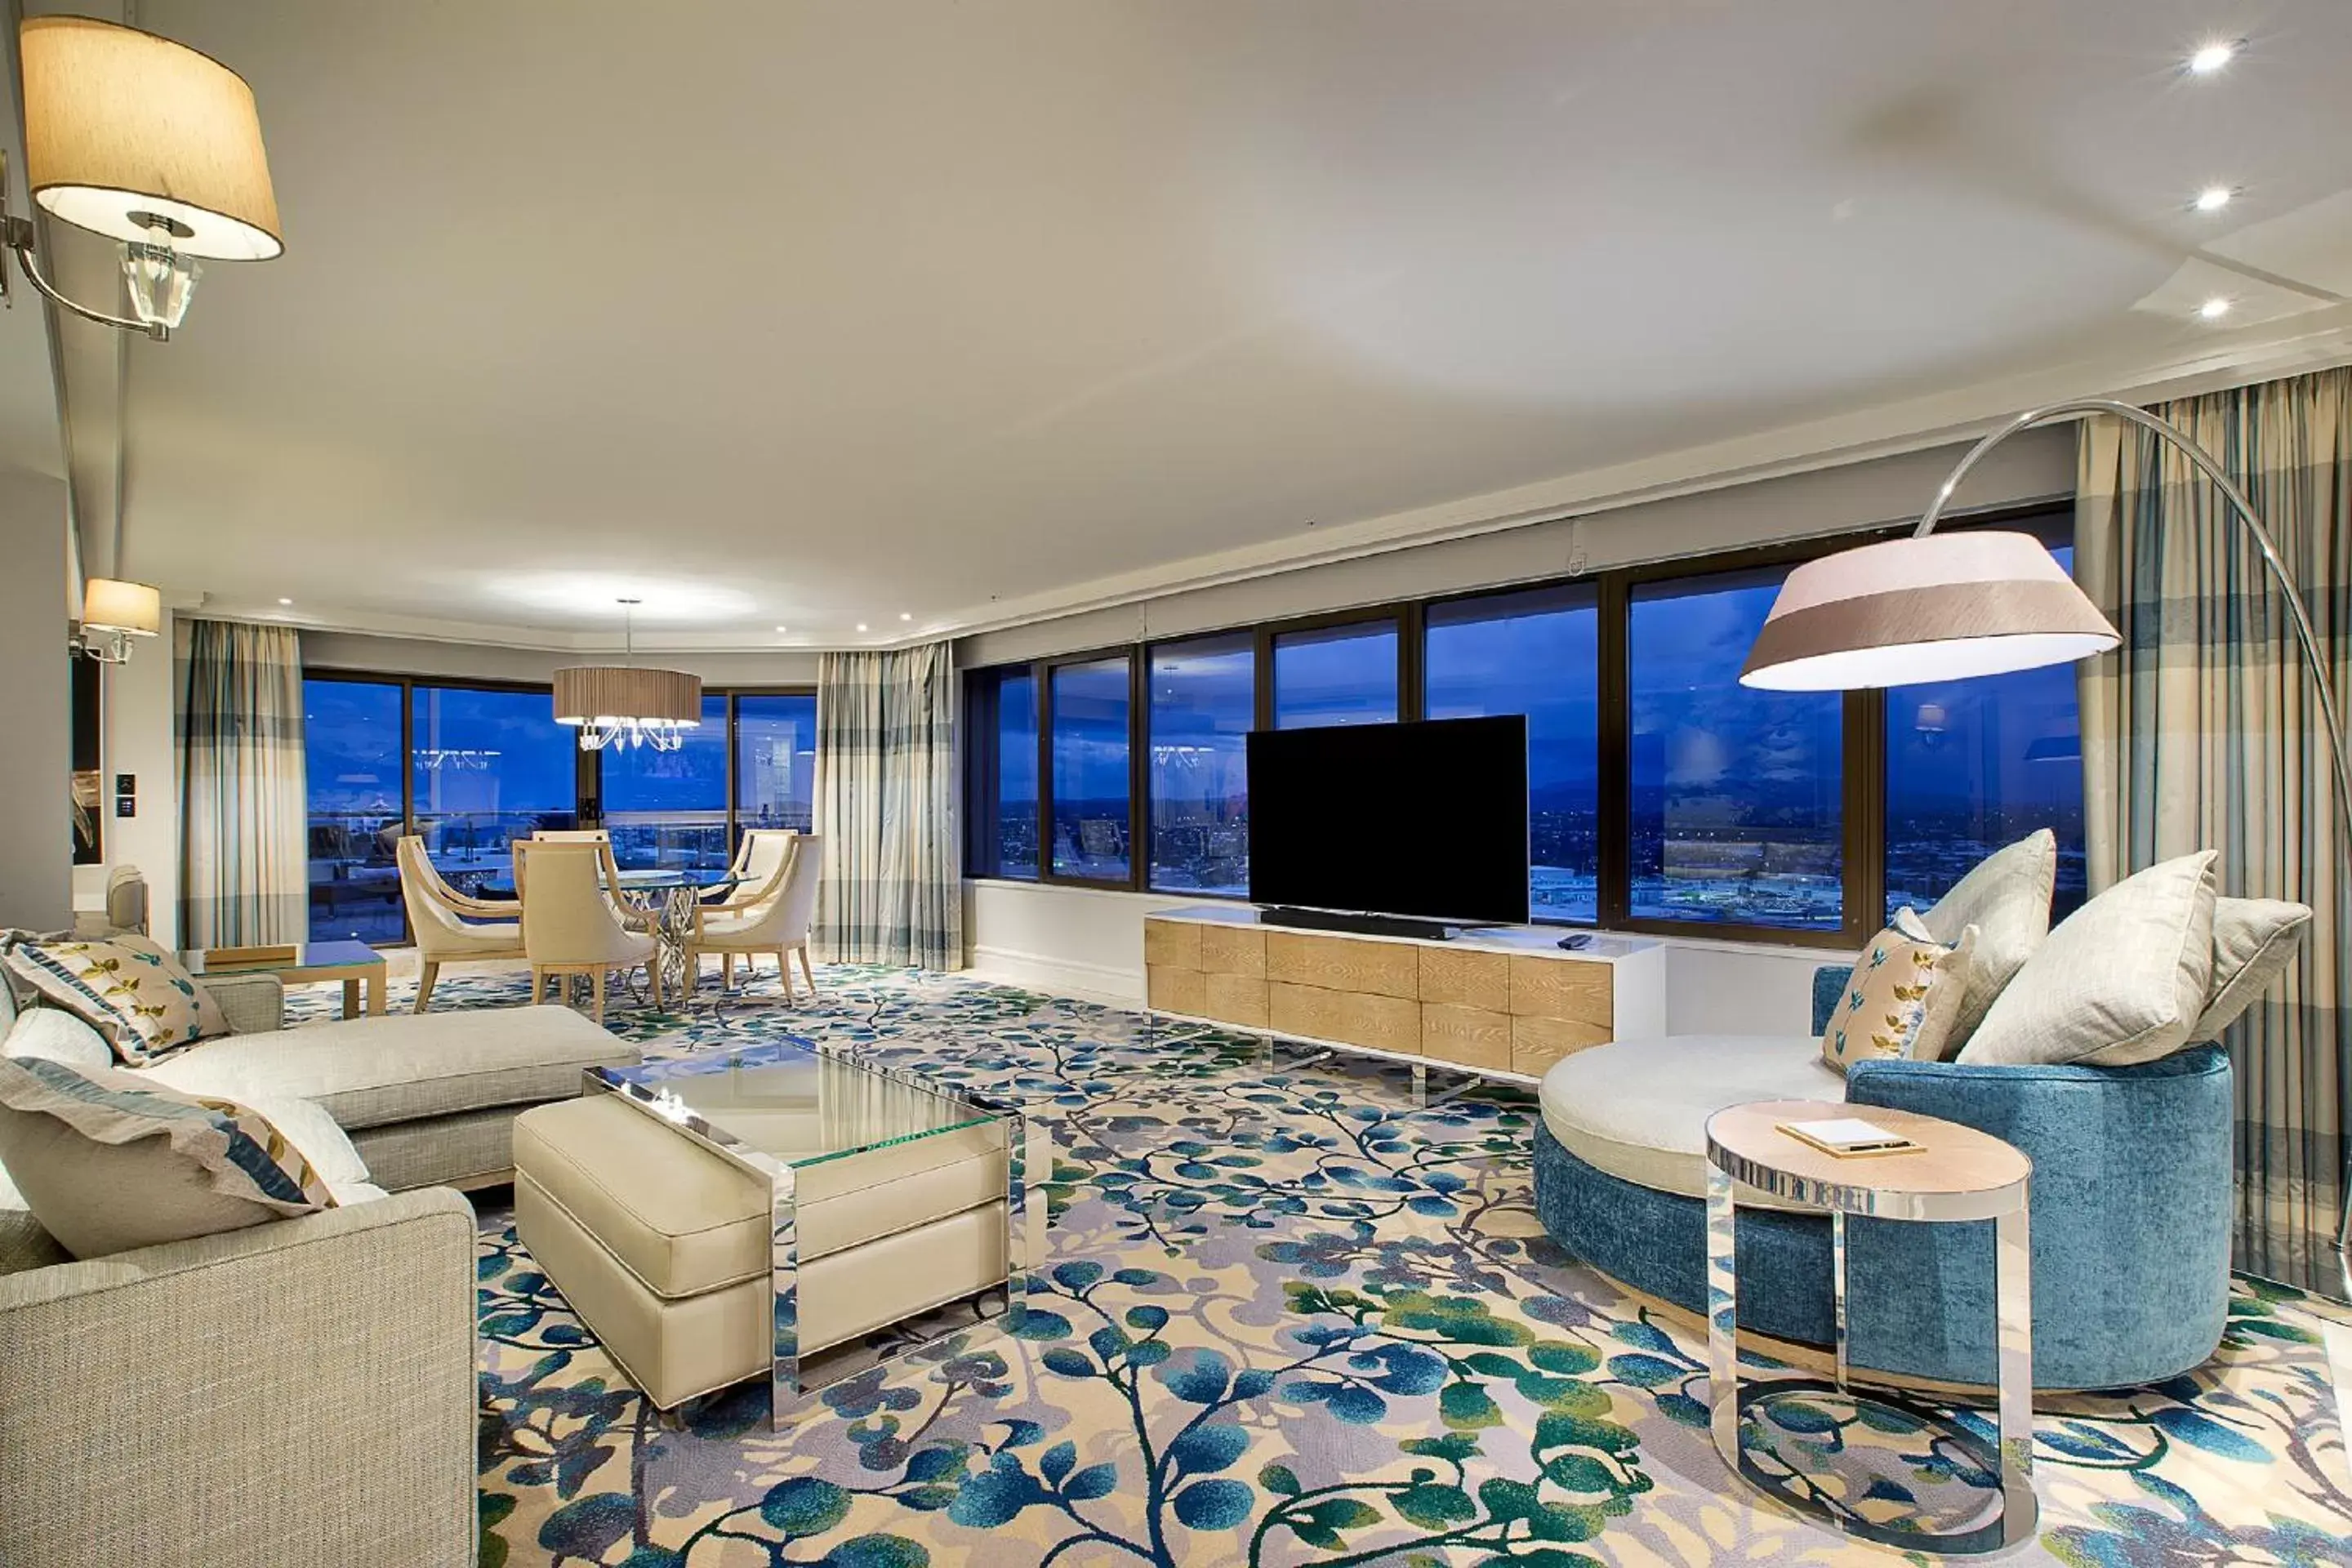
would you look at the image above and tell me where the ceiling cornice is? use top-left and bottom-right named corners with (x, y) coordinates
top-left (189, 309), bottom-right (2352, 656)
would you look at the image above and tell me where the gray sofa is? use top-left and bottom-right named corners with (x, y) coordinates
top-left (0, 971), bottom-right (641, 1568)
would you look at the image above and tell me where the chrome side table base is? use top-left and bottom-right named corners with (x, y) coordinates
top-left (1705, 1110), bottom-right (2038, 1556)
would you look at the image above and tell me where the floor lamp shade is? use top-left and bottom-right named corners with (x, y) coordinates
top-left (20, 16), bottom-right (282, 261)
top-left (1740, 531), bottom-right (2120, 690)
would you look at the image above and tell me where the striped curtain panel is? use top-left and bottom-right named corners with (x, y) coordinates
top-left (813, 642), bottom-right (961, 969)
top-left (177, 619), bottom-right (309, 947)
top-left (2075, 368), bottom-right (2351, 1294)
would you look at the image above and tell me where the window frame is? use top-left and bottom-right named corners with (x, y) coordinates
top-left (302, 670), bottom-right (817, 944)
top-left (959, 501), bottom-right (2070, 952)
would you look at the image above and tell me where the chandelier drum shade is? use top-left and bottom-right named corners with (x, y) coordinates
top-left (553, 599), bottom-right (702, 752)
top-left (1739, 530), bottom-right (2120, 691)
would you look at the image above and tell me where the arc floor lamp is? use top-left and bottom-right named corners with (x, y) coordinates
top-left (1740, 396), bottom-right (2352, 1301)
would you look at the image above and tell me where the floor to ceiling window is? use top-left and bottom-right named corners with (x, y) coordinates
top-left (1147, 635), bottom-right (1252, 895)
top-left (305, 678), bottom-right (407, 943)
top-left (1425, 585), bottom-right (1601, 923)
top-left (736, 693), bottom-right (818, 842)
top-left (1050, 657), bottom-right (1133, 882)
top-left (601, 694), bottom-right (729, 871)
top-left (1272, 620), bottom-right (1398, 728)
top-left (409, 684), bottom-right (581, 902)
top-left (963, 509), bottom-right (2086, 949)
top-left (1628, 567), bottom-right (1844, 930)
top-left (1885, 550), bottom-right (2087, 920)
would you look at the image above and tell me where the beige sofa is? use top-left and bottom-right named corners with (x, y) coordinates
top-left (0, 971), bottom-right (642, 1568)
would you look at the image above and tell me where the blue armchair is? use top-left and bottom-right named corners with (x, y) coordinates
top-left (1530, 968), bottom-right (2234, 1391)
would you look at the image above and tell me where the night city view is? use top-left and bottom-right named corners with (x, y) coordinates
top-left (305, 679), bottom-right (817, 942)
top-left (981, 554), bottom-right (2085, 930)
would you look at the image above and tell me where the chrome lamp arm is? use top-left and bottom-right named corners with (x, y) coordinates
top-left (0, 150), bottom-right (170, 341)
top-left (1925, 395), bottom-right (2352, 1298)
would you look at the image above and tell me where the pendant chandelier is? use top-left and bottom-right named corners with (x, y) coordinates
top-left (553, 599), bottom-right (702, 753)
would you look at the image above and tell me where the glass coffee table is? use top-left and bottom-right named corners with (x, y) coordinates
top-left (589, 1040), bottom-right (1045, 1424)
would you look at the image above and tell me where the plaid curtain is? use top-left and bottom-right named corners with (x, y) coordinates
top-left (177, 619), bottom-right (309, 947)
top-left (2076, 368), bottom-right (2352, 1294)
top-left (813, 642), bottom-right (961, 969)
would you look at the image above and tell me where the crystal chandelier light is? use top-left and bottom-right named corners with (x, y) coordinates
top-left (553, 599), bottom-right (702, 753)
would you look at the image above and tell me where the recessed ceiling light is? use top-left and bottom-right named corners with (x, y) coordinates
top-left (2198, 296), bottom-right (2233, 320)
top-left (2187, 41), bottom-right (2238, 74)
top-left (856, 622), bottom-right (869, 632)
top-left (2193, 185), bottom-right (2234, 212)
top-left (773, 625), bottom-right (788, 634)
top-left (898, 612), bottom-right (912, 621)
top-left (277, 597), bottom-right (293, 605)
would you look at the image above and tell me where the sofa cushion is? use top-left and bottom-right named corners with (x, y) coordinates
top-left (1960, 851), bottom-right (2217, 1068)
top-left (1820, 910), bottom-right (1976, 1074)
top-left (1537, 1035), bottom-right (1837, 1214)
top-left (3, 1005), bottom-right (114, 1069)
top-left (2, 934), bottom-right (229, 1065)
top-left (1916, 829), bottom-right (2056, 1050)
top-left (136, 1004), bottom-right (629, 1130)
top-left (0, 1055), bottom-right (333, 1259)
top-left (514, 1090), bottom-right (1009, 1300)
top-left (2191, 897), bottom-right (2312, 1041)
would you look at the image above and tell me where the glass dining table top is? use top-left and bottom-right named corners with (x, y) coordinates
top-left (472, 866), bottom-right (747, 899)
top-left (592, 1042), bottom-right (995, 1172)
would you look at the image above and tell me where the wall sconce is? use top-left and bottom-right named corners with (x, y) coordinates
top-left (78, 577), bottom-right (161, 664)
top-left (1, 16), bottom-right (281, 341)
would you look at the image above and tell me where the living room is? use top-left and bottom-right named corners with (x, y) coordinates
top-left (2, 4), bottom-right (2349, 1566)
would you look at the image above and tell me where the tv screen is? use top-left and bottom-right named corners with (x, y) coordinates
top-left (1247, 715), bottom-right (1530, 925)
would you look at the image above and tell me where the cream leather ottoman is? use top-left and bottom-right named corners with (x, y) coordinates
top-left (514, 1088), bottom-right (1016, 1411)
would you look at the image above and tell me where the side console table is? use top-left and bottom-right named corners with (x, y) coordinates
top-left (1143, 906), bottom-right (1664, 1081)
top-left (1704, 1099), bottom-right (2035, 1555)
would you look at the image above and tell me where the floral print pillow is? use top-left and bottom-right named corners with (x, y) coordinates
top-left (1820, 909), bottom-right (1978, 1076)
top-left (2, 934), bottom-right (229, 1066)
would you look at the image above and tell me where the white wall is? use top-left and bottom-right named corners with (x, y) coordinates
top-left (964, 878), bottom-right (1838, 1036)
top-left (96, 610), bottom-right (181, 945)
top-left (0, 470), bottom-right (72, 931)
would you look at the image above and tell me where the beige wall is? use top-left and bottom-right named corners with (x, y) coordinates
top-left (300, 630), bottom-right (823, 688)
top-left (0, 470), bottom-right (73, 930)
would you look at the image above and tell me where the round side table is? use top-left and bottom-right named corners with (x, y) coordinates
top-left (1704, 1098), bottom-right (2034, 1556)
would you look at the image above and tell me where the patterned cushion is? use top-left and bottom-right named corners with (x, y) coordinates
top-left (0, 1055), bottom-right (333, 1259)
top-left (1960, 852), bottom-right (2218, 1068)
top-left (2190, 897), bottom-right (2312, 1041)
top-left (1914, 829), bottom-right (2056, 1051)
top-left (1, 933), bottom-right (229, 1065)
top-left (1820, 908), bottom-right (1977, 1075)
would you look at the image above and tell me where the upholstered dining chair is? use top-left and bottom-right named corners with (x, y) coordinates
top-left (397, 835), bottom-right (526, 1012)
top-left (528, 827), bottom-right (653, 930)
top-left (514, 839), bottom-right (660, 1022)
top-left (702, 826), bottom-right (797, 905)
top-left (682, 831), bottom-right (822, 1000)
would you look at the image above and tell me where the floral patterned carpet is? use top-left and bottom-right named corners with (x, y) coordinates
top-left (296, 966), bottom-right (2352, 1566)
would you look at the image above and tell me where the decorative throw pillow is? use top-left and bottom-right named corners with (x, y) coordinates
top-left (1, 933), bottom-right (228, 1065)
top-left (1959, 851), bottom-right (2218, 1068)
top-left (2, 1005), bottom-right (114, 1069)
top-left (2189, 897), bottom-right (2313, 1041)
top-left (0, 1055), bottom-right (334, 1258)
top-left (1913, 829), bottom-right (2056, 1052)
top-left (1820, 909), bottom-right (1978, 1076)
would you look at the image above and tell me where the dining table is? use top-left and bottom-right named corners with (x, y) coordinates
top-left (481, 865), bottom-right (746, 1004)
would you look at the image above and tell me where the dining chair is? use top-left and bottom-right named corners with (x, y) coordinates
top-left (396, 835), bottom-right (526, 1013)
top-left (682, 832), bottom-right (822, 1000)
top-left (701, 827), bottom-right (795, 904)
top-left (527, 828), bottom-right (653, 930)
top-left (514, 839), bottom-right (661, 1022)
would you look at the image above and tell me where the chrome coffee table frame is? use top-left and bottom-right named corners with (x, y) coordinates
top-left (587, 1047), bottom-right (1048, 1428)
top-left (1704, 1105), bottom-right (2035, 1556)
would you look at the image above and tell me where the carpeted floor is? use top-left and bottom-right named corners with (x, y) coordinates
top-left (292, 966), bottom-right (2352, 1566)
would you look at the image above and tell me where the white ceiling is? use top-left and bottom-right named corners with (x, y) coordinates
top-left (34, 0), bottom-right (2352, 649)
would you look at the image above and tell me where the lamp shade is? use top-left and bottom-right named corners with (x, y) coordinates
top-left (20, 16), bottom-right (281, 261)
top-left (1740, 531), bottom-right (2119, 691)
top-left (79, 577), bottom-right (161, 637)
top-left (551, 666), bottom-right (702, 728)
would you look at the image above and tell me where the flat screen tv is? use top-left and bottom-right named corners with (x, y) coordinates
top-left (1246, 715), bottom-right (1529, 930)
